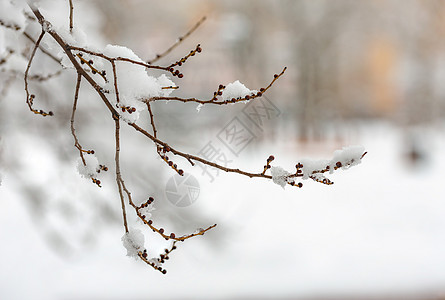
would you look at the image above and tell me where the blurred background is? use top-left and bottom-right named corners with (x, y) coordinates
top-left (1, 0), bottom-right (445, 299)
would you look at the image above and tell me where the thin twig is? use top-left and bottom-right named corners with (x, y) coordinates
top-left (70, 73), bottom-right (86, 165)
top-left (23, 31), bottom-right (61, 64)
top-left (146, 102), bottom-right (157, 138)
top-left (148, 67), bottom-right (287, 105)
top-left (24, 30), bottom-right (52, 116)
top-left (147, 16), bottom-right (206, 64)
top-left (69, 0), bottom-right (74, 33)
top-left (115, 119), bottom-right (129, 233)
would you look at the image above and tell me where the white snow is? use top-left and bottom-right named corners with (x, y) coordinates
top-left (138, 204), bottom-right (155, 220)
top-left (221, 80), bottom-right (255, 100)
top-left (329, 145), bottom-right (365, 172)
top-left (101, 45), bottom-right (177, 123)
top-left (301, 145), bottom-right (365, 179)
top-left (76, 154), bottom-right (99, 178)
top-left (270, 166), bottom-right (291, 188)
top-left (121, 228), bottom-right (145, 259)
top-left (0, 0), bottom-right (27, 33)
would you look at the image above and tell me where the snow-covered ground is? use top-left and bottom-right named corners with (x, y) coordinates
top-left (1, 121), bottom-right (445, 299)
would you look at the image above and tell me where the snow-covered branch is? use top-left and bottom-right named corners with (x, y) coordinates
top-left (0, 0), bottom-right (366, 274)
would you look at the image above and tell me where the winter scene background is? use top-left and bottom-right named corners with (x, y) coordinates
top-left (1, 0), bottom-right (445, 299)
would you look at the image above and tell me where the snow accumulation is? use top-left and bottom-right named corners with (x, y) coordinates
top-left (301, 145), bottom-right (365, 180)
top-left (101, 45), bottom-right (176, 123)
top-left (271, 145), bottom-right (365, 187)
top-left (76, 154), bottom-right (99, 178)
top-left (270, 166), bottom-right (291, 188)
top-left (221, 80), bottom-right (256, 101)
top-left (121, 228), bottom-right (145, 259)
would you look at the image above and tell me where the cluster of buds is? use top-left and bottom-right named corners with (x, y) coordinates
top-left (138, 196), bottom-right (154, 220)
top-left (97, 164), bottom-right (108, 173)
top-left (76, 53), bottom-right (107, 82)
top-left (168, 44), bottom-right (202, 69)
top-left (138, 243), bottom-right (177, 274)
top-left (310, 174), bottom-right (333, 185)
top-left (211, 84), bottom-right (226, 101)
top-left (158, 145), bottom-right (184, 176)
top-left (91, 177), bottom-right (101, 187)
top-left (166, 67), bottom-right (183, 78)
top-left (137, 197), bottom-right (177, 240)
top-left (295, 162), bottom-right (303, 175)
top-left (28, 94), bottom-right (53, 116)
top-left (262, 155), bottom-right (275, 175)
top-left (117, 104), bottom-right (137, 114)
top-left (215, 69), bottom-right (286, 105)
top-left (165, 44), bottom-right (202, 79)
top-left (288, 180), bottom-right (303, 188)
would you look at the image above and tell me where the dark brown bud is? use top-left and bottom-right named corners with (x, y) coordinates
top-left (178, 73), bottom-right (183, 78)
top-left (336, 161), bottom-right (342, 168)
top-left (148, 220), bottom-right (153, 225)
top-left (162, 270), bottom-right (167, 274)
top-left (178, 169), bottom-right (184, 176)
top-left (170, 233), bottom-right (175, 238)
top-left (159, 228), bottom-right (164, 234)
top-left (88, 60), bottom-right (93, 65)
top-left (268, 155), bottom-right (275, 162)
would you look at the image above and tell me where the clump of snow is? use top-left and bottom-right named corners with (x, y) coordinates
top-left (328, 145), bottom-right (365, 172)
top-left (300, 145), bottom-right (365, 179)
top-left (121, 228), bottom-right (145, 259)
top-left (56, 26), bottom-right (88, 48)
top-left (101, 45), bottom-right (177, 123)
top-left (221, 80), bottom-right (255, 101)
top-left (270, 166), bottom-right (291, 188)
top-left (196, 103), bottom-right (203, 112)
top-left (300, 158), bottom-right (330, 180)
top-left (76, 154), bottom-right (99, 178)
top-left (156, 74), bottom-right (176, 97)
